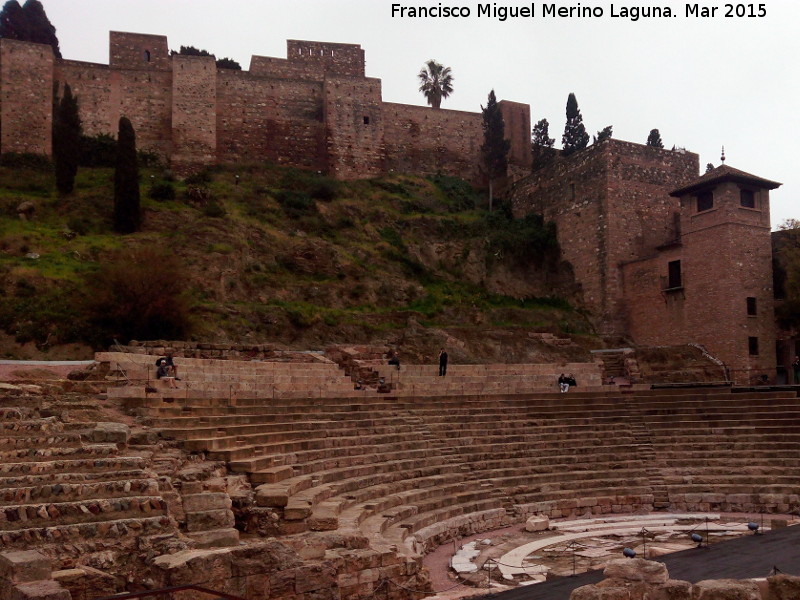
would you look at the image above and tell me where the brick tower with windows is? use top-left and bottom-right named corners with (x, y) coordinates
top-left (622, 163), bottom-right (781, 383)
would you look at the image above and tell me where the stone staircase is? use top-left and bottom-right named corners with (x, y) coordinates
top-left (0, 398), bottom-right (240, 572)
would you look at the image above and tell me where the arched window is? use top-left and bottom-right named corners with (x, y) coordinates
top-left (144, 49), bottom-right (151, 62)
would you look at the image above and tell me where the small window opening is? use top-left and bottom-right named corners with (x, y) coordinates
top-left (697, 190), bottom-right (713, 212)
top-left (748, 336), bottom-right (759, 356)
top-left (746, 297), bottom-right (757, 316)
top-left (667, 260), bottom-right (682, 289)
top-left (144, 50), bottom-right (151, 62)
top-left (363, 116), bottom-right (370, 125)
top-left (569, 183), bottom-right (575, 201)
top-left (740, 189), bottom-right (756, 208)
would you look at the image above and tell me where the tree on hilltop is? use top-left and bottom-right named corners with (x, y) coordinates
top-left (0, 0), bottom-right (61, 57)
top-left (418, 59), bottom-right (453, 109)
top-left (531, 118), bottom-right (555, 170)
top-left (171, 45), bottom-right (241, 70)
top-left (594, 125), bottom-right (613, 143)
top-left (561, 93), bottom-right (589, 157)
top-left (113, 117), bottom-right (141, 234)
top-left (481, 89), bottom-right (510, 211)
top-left (647, 128), bottom-right (664, 148)
top-left (705, 163), bottom-right (714, 173)
top-left (53, 83), bottom-right (81, 194)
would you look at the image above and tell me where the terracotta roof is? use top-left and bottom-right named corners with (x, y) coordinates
top-left (670, 164), bottom-right (781, 197)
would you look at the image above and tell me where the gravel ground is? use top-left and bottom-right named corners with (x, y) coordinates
top-left (0, 363), bottom-right (87, 381)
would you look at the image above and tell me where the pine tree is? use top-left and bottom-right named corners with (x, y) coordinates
top-left (113, 117), bottom-right (141, 234)
top-left (531, 118), bottom-right (555, 170)
top-left (0, 0), bottom-right (60, 57)
top-left (53, 83), bottom-right (81, 194)
top-left (480, 89), bottom-right (510, 211)
top-left (594, 125), bottom-right (613, 143)
top-left (646, 128), bottom-right (664, 148)
top-left (561, 93), bottom-right (589, 157)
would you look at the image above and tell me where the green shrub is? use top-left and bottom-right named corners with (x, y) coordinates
top-left (0, 153), bottom-right (52, 170)
top-left (78, 134), bottom-right (116, 167)
top-left (185, 169), bottom-right (213, 186)
top-left (203, 200), bottom-right (226, 218)
top-left (82, 246), bottom-right (193, 344)
top-left (149, 182), bottom-right (176, 201)
top-left (429, 173), bottom-right (479, 212)
top-left (275, 190), bottom-right (316, 218)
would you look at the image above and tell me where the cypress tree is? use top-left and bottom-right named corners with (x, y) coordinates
top-left (480, 89), bottom-right (510, 210)
top-left (531, 118), bottom-right (555, 170)
top-left (113, 117), bottom-right (141, 234)
top-left (594, 125), bottom-right (613, 143)
top-left (646, 128), bottom-right (664, 148)
top-left (53, 83), bottom-right (81, 194)
top-left (561, 93), bottom-right (589, 157)
top-left (0, 0), bottom-right (61, 57)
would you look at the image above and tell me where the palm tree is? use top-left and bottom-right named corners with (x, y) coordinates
top-left (418, 59), bottom-right (453, 109)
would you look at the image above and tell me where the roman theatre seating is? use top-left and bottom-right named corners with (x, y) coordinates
top-left (107, 352), bottom-right (800, 560)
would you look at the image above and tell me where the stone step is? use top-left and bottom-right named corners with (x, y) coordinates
top-left (0, 456), bottom-right (147, 478)
top-left (0, 444), bottom-right (123, 464)
top-left (0, 515), bottom-right (174, 554)
top-left (0, 469), bottom-right (149, 490)
top-left (0, 495), bottom-right (168, 530)
top-left (0, 433), bottom-right (83, 451)
top-left (0, 477), bottom-right (159, 507)
top-left (0, 417), bottom-right (64, 435)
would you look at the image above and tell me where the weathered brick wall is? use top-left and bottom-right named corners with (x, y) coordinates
top-left (325, 77), bottom-right (385, 179)
top-left (623, 180), bottom-right (776, 383)
top-left (55, 61), bottom-right (115, 137)
top-left (0, 39), bottom-right (53, 155)
top-left (511, 140), bottom-right (698, 333)
top-left (498, 100), bottom-right (531, 168)
top-left (172, 55), bottom-right (217, 167)
top-left (216, 70), bottom-right (326, 169)
top-left (250, 41), bottom-right (365, 80)
top-left (383, 103), bottom-right (483, 183)
top-left (109, 31), bottom-right (170, 71)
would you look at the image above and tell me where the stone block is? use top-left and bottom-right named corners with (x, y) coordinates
top-left (525, 514), bottom-right (550, 532)
top-left (768, 574), bottom-right (800, 600)
top-left (90, 423), bottom-right (130, 444)
top-left (188, 528), bottom-right (240, 549)
top-left (603, 558), bottom-right (668, 585)
top-left (0, 551), bottom-right (52, 584)
top-left (182, 493), bottom-right (231, 513)
top-left (256, 485), bottom-right (288, 507)
top-left (186, 509), bottom-right (235, 532)
top-left (8, 580), bottom-right (71, 600)
top-left (691, 579), bottom-right (760, 599)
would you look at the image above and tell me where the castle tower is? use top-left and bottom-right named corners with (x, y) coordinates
top-left (669, 165), bottom-right (780, 383)
top-left (0, 39), bottom-right (53, 156)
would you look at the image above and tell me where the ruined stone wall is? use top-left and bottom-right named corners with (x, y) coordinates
top-left (249, 41), bottom-right (364, 79)
top-left (678, 181), bottom-right (776, 382)
top-left (0, 39), bottom-right (53, 155)
top-left (511, 140), bottom-right (698, 333)
top-left (172, 54), bottom-right (217, 167)
top-left (623, 180), bottom-right (776, 383)
top-left (383, 103), bottom-right (483, 183)
top-left (325, 77), bottom-right (385, 179)
top-left (511, 144), bottom-right (611, 324)
top-left (55, 61), bottom-right (115, 137)
top-left (216, 70), bottom-right (326, 168)
top-left (498, 100), bottom-right (532, 169)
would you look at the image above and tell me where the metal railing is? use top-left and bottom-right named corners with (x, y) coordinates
top-left (93, 584), bottom-right (247, 600)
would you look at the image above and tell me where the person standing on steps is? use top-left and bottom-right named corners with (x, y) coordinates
top-left (793, 355), bottom-right (800, 384)
top-left (438, 348), bottom-right (448, 377)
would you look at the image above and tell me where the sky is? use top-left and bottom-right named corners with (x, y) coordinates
top-left (42, 0), bottom-right (799, 228)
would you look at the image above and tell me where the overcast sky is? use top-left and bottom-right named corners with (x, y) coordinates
top-left (43, 0), bottom-right (798, 228)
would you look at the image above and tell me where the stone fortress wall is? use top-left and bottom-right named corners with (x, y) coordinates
top-left (0, 30), bottom-right (781, 383)
top-left (0, 32), bottom-right (531, 181)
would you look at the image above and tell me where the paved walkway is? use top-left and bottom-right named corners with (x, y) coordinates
top-left (477, 524), bottom-right (800, 600)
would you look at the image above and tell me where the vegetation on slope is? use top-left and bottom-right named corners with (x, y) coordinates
top-left (0, 155), bottom-right (592, 359)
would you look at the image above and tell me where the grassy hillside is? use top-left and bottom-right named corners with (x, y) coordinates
top-left (0, 156), bottom-right (596, 361)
